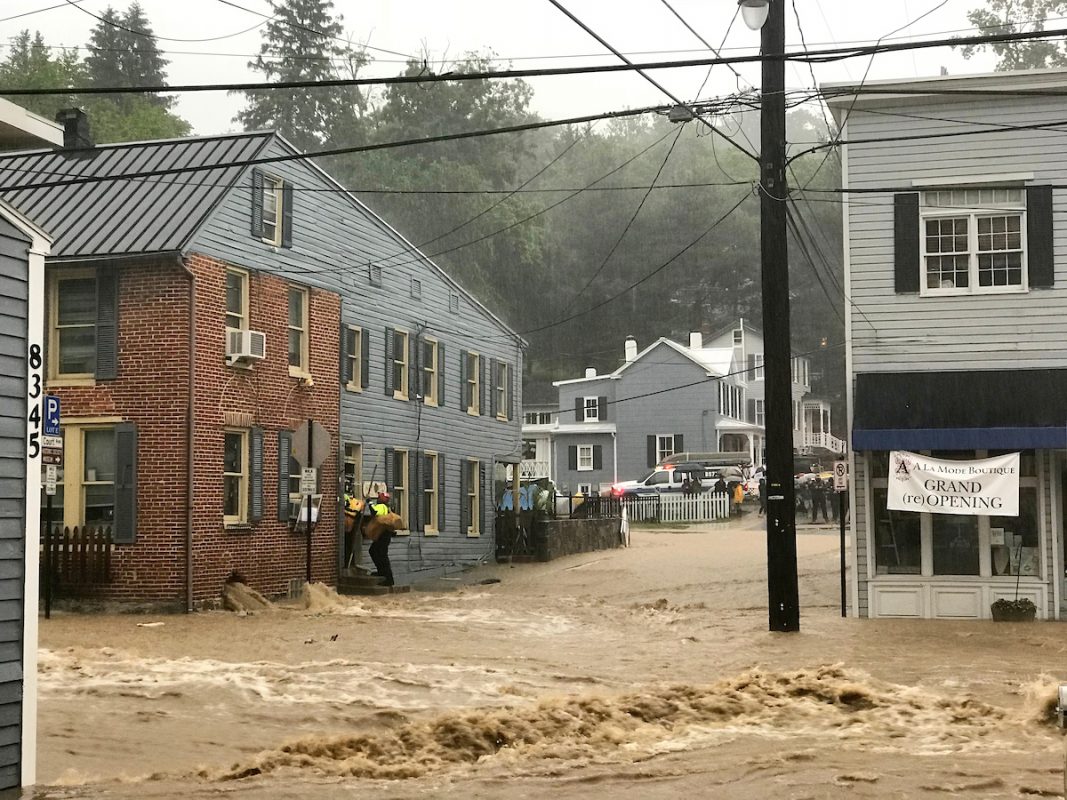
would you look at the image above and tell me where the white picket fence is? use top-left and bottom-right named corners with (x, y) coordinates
top-left (622, 493), bottom-right (731, 523)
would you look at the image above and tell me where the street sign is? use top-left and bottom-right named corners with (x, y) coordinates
top-left (41, 450), bottom-right (62, 465)
top-left (44, 395), bottom-right (60, 437)
top-left (291, 420), bottom-right (330, 468)
top-left (42, 435), bottom-right (62, 449)
top-left (44, 464), bottom-right (56, 496)
top-left (833, 460), bottom-right (849, 492)
top-left (299, 467), bottom-right (317, 496)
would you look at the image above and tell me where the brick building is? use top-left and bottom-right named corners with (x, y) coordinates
top-left (1, 113), bottom-right (522, 607)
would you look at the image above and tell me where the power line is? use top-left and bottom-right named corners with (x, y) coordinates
top-left (10, 22), bottom-right (1067, 98)
top-left (0, 0), bottom-right (85, 24)
top-left (60, 0), bottom-right (273, 44)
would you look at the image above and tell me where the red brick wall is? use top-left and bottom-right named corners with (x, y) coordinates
top-left (49, 255), bottom-right (341, 606)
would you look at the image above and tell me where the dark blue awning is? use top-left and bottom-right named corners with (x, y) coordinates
top-left (853, 427), bottom-right (1067, 451)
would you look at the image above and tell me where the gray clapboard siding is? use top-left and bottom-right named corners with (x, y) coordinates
top-left (188, 137), bottom-right (522, 576)
top-left (843, 93), bottom-right (1067, 373)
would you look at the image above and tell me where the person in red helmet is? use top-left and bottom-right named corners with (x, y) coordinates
top-left (367, 490), bottom-right (396, 585)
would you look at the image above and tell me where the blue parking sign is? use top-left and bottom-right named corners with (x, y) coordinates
top-left (44, 395), bottom-right (60, 437)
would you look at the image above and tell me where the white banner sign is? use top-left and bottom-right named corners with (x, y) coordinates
top-left (887, 451), bottom-right (1020, 517)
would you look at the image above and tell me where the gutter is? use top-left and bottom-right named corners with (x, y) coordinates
top-left (176, 255), bottom-right (196, 612)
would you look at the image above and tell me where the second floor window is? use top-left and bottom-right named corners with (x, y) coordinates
top-left (226, 269), bottom-right (248, 330)
top-left (288, 287), bottom-right (308, 374)
top-left (754, 399), bottom-right (765, 427)
top-left (422, 338), bottom-right (438, 405)
top-left (583, 397), bottom-right (599, 422)
top-left (344, 326), bottom-right (363, 391)
top-left (656, 434), bottom-right (677, 465)
top-left (495, 361), bottom-right (509, 419)
top-left (392, 329), bottom-right (409, 399)
top-left (464, 351), bottom-right (480, 414)
top-left (53, 271), bottom-right (97, 377)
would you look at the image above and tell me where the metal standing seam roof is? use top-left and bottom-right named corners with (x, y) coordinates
top-left (0, 132), bottom-right (274, 259)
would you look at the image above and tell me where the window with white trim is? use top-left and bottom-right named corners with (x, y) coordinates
top-left (423, 451), bottom-right (438, 534)
top-left (422, 338), bottom-right (438, 405)
top-left (225, 268), bottom-right (248, 330)
top-left (465, 351), bottom-right (480, 414)
top-left (577, 445), bottom-right (594, 471)
top-left (717, 383), bottom-right (744, 420)
top-left (921, 188), bottom-right (1026, 295)
top-left (392, 329), bottom-right (409, 400)
top-left (344, 326), bottom-right (363, 391)
top-left (752, 354), bottom-right (764, 380)
top-left (754, 399), bottom-right (765, 427)
top-left (495, 361), bottom-right (509, 420)
top-left (656, 435), bottom-right (676, 464)
top-left (223, 429), bottom-right (249, 525)
top-left (466, 459), bottom-right (480, 536)
top-left (577, 483), bottom-right (592, 496)
top-left (260, 174), bottom-right (284, 245)
top-left (287, 286), bottom-right (308, 374)
top-left (582, 396), bottom-right (599, 422)
top-left (393, 448), bottom-right (408, 534)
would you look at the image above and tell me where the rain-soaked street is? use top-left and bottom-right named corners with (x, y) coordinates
top-left (31, 516), bottom-right (1067, 799)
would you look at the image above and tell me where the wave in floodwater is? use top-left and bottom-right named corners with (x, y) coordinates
top-left (38, 648), bottom-right (536, 711)
top-left (206, 664), bottom-right (1062, 783)
top-left (300, 582), bottom-right (575, 636)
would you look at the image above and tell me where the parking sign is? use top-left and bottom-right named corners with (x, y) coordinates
top-left (833, 461), bottom-right (848, 492)
top-left (44, 395), bottom-right (60, 437)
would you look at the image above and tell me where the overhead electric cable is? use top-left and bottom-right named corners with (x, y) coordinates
top-left (0, 0), bottom-right (85, 24)
top-left (60, 0), bottom-right (272, 44)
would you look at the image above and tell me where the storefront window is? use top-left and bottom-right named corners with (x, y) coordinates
top-left (989, 486), bottom-right (1039, 576)
top-left (931, 513), bottom-right (979, 575)
top-left (872, 488), bottom-right (921, 574)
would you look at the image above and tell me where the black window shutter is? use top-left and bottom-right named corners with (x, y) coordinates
top-left (674, 434), bottom-right (684, 454)
top-left (747, 398), bottom-right (756, 423)
top-left (746, 353), bottom-right (755, 377)
top-left (460, 461), bottom-right (470, 533)
top-left (250, 168), bottom-right (264, 238)
top-left (479, 462), bottom-right (486, 535)
top-left (597, 396), bottom-right (607, 421)
top-left (1027, 185), bottom-right (1054, 288)
top-left (489, 358), bottom-right (498, 417)
top-left (409, 334), bottom-right (419, 401)
top-left (460, 351), bottom-right (469, 409)
top-left (249, 426), bottom-right (263, 522)
top-left (574, 397), bottom-right (583, 422)
top-left (277, 431), bottom-right (292, 520)
top-left (568, 446), bottom-right (578, 470)
top-left (385, 447), bottom-right (395, 493)
top-left (646, 435), bottom-right (656, 467)
top-left (384, 327), bottom-right (394, 395)
top-left (360, 328), bottom-right (370, 389)
top-left (281, 183), bottom-right (294, 248)
top-left (341, 326), bottom-right (353, 386)
top-left (893, 192), bottom-right (920, 293)
top-left (112, 422), bottom-right (137, 544)
top-left (95, 268), bottom-right (118, 380)
top-left (437, 343), bottom-right (445, 407)
top-left (592, 445), bottom-right (603, 470)
top-left (438, 454), bottom-right (446, 530)
top-left (506, 363), bottom-right (514, 420)
top-left (409, 450), bottom-right (419, 531)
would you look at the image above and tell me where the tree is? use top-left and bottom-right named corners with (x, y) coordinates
top-left (235, 0), bottom-right (368, 152)
top-left (85, 3), bottom-right (173, 106)
top-left (0, 30), bottom-right (83, 121)
top-left (960, 0), bottom-right (1067, 69)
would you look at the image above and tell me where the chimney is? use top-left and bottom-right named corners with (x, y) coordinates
top-left (689, 331), bottom-right (702, 349)
top-left (624, 336), bottom-right (637, 363)
top-left (585, 367), bottom-right (597, 378)
top-left (55, 108), bottom-right (93, 150)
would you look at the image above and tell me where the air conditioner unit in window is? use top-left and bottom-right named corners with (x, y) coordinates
top-left (226, 328), bottom-right (267, 365)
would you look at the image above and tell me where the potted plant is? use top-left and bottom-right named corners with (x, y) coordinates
top-left (990, 597), bottom-right (1037, 622)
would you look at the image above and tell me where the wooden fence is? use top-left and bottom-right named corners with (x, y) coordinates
top-left (41, 525), bottom-right (113, 593)
top-left (623, 493), bottom-right (731, 523)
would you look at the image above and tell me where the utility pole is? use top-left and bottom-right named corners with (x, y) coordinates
top-left (758, 0), bottom-right (800, 632)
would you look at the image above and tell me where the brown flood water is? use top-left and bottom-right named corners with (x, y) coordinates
top-left (29, 517), bottom-right (1067, 799)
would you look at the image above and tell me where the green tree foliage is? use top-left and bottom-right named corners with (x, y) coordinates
top-left (960, 0), bottom-right (1067, 69)
top-left (235, 0), bottom-right (368, 152)
top-left (0, 30), bottom-right (83, 121)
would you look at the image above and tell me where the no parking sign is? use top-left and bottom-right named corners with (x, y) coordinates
top-left (833, 461), bottom-right (848, 492)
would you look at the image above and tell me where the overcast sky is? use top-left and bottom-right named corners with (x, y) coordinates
top-left (2, 0), bottom-right (1002, 136)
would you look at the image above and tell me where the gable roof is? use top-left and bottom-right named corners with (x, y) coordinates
top-left (0, 131), bottom-right (273, 259)
top-left (556, 336), bottom-right (736, 386)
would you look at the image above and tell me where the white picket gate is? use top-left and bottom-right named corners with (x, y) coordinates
top-left (621, 493), bottom-right (731, 523)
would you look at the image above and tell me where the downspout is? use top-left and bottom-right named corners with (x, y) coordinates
top-left (178, 256), bottom-right (196, 612)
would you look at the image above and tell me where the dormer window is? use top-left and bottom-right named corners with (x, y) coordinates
top-left (251, 168), bottom-right (292, 248)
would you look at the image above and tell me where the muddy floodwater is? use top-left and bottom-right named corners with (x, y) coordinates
top-left (30, 517), bottom-right (1067, 799)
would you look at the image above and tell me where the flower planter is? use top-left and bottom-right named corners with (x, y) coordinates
top-left (990, 600), bottom-right (1037, 622)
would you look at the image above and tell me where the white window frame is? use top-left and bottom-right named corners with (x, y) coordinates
top-left (656, 435), bottom-right (676, 465)
top-left (753, 354), bottom-right (764, 381)
top-left (225, 268), bottom-right (249, 331)
top-left (345, 325), bottom-right (363, 392)
top-left (49, 267), bottom-right (97, 383)
top-left (422, 337), bottom-right (438, 406)
top-left (287, 286), bottom-right (309, 377)
top-left (582, 396), bottom-right (599, 422)
top-left (223, 428), bottom-right (249, 526)
top-left (393, 448), bottom-right (409, 535)
top-left (920, 188), bottom-right (1028, 297)
top-left (577, 483), bottom-right (592, 496)
top-left (754, 399), bottom-right (765, 427)
top-left (495, 361), bottom-right (508, 420)
top-left (343, 442), bottom-right (362, 498)
top-left (393, 329), bottom-right (409, 400)
top-left (260, 174), bottom-right (284, 246)
top-left (466, 351), bottom-right (480, 415)
top-left (423, 451), bottom-right (439, 535)
top-left (577, 445), bottom-right (594, 472)
top-left (466, 458), bottom-right (480, 537)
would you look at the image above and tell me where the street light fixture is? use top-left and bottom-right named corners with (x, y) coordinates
top-left (741, 0), bottom-right (800, 631)
top-left (738, 0), bottom-right (770, 31)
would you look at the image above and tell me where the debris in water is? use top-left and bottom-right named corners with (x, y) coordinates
top-left (136, 622), bottom-right (164, 628)
top-left (479, 578), bottom-right (502, 585)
